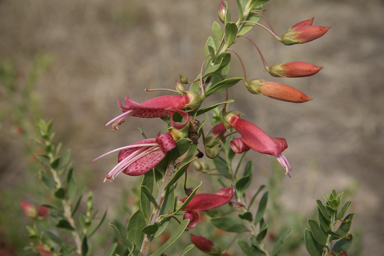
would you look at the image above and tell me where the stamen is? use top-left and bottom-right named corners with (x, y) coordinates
top-left (105, 110), bottom-right (134, 127)
top-left (93, 143), bottom-right (158, 162)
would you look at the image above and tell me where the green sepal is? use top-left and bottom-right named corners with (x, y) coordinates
top-left (149, 219), bottom-right (190, 256)
top-left (211, 216), bottom-right (249, 233)
top-left (180, 244), bottom-right (195, 256)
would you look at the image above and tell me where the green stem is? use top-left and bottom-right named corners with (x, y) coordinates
top-left (323, 212), bottom-right (337, 256)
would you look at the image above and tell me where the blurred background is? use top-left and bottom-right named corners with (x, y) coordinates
top-left (1, 0), bottom-right (383, 255)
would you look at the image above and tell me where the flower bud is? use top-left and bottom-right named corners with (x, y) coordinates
top-left (230, 138), bottom-right (250, 154)
top-left (37, 205), bottom-right (49, 219)
top-left (246, 79), bottom-right (313, 103)
top-left (290, 17), bottom-right (314, 29)
top-left (21, 200), bottom-right (38, 218)
top-left (281, 25), bottom-right (331, 45)
top-left (179, 74), bottom-right (188, 84)
top-left (218, 1), bottom-right (227, 23)
top-left (175, 80), bottom-right (185, 94)
top-left (268, 61), bottom-right (322, 77)
top-left (190, 234), bottom-right (222, 255)
top-left (204, 122), bottom-right (227, 159)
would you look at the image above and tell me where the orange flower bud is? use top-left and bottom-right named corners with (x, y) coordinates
top-left (269, 61), bottom-right (323, 77)
top-left (246, 79), bottom-right (313, 103)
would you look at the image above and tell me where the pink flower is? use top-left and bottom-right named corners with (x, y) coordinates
top-left (245, 79), bottom-right (313, 103)
top-left (106, 91), bottom-right (202, 130)
top-left (224, 112), bottom-right (291, 176)
top-left (93, 132), bottom-right (176, 182)
top-left (180, 186), bottom-right (234, 228)
top-left (190, 234), bottom-right (222, 255)
top-left (230, 138), bottom-right (250, 154)
top-left (269, 61), bottom-right (323, 78)
top-left (281, 18), bottom-right (331, 45)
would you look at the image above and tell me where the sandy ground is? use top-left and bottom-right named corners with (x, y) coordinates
top-left (1, 0), bottom-right (384, 255)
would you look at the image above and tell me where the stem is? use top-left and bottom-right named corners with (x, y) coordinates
top-left (240, 21), bottom-right (281, 41)
top-left (140, 161), bottom-right (176, 256)
top-left (145, 88), bottom-right (180, 94)
top-left (323, 212), bottom-right (337, 256)
top-left (237, 35), bottom-right (269, 70)
top-left (250, 11), bottom-right (278, 35)
top-left (227, 48), bottom-right (247, 81)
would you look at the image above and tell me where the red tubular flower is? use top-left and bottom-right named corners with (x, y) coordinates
top-left (224, 112), bottom-right (291, 176)
top-left (180, 186), bottom-right (234, 228)
top-left (281, 18), bottom-right (331, 45)
top-left (269, 61), bottom-right (323, 78)
top-left (246, 79), bottom-right (313, 103)
top-left (190, 234), bottom-right (222, 255)
top-left (106, 91), bottom-right (202, 130)
top-left (93, 132), bottom-right (176, 182)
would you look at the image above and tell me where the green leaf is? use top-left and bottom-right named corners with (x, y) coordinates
top-left (203, 53), bottom-right (231, 78)
top-left (316, 199), bottom-right (331, 221)
top-left (175, 181), bottom-right (203, 214)
top-left (150, 219), bottom-right (189, 256)
top-left (224, 22), bottom-right (238, 47)
top-left (104, 242), bottom-right (118, 256)
top-left (271, 227), bottom-right (292, 256)
top-left (317, 208), bottom-right (331, 233)
top-left (154, 217), bottom-right (171, 238)
top-left (88, 207), bottom-right (108, 238)
top-left (44, 231), bottom-right (71, 248)
top-left (212, 22), bottom-right (223, 52)
top-left (211, 216), bottom-right (249, 233)
top-left (335, 213), bottom-right (355, 237)
top-left (165, 153), bottom-right (197, 190)
top-left (322, 192), bottom-right (330, 202)
top-left (71, 189), bottom-right (84, 217)
top-left (336, 201), bottom-right (352, 220)
top-left (254, 191), bottom-right (268, 225)
top-left (66, 168), bottom-right (76, 203)
top-left (172, 138), bottom-right (192, 161)
top-left (81, 235), bottom-right (88, 256)
top-left (141, 170), bottom-right (155, 220)
top-left (308, 219), bottom-right (328, 246)
top-left (239, 212), bottom-right (253, 222)
top-left (50, 157), bottom-right (60, 170)
top-left (238, 240), bottom-right (266, 256)
top-left (58, 149), bottom-right (71, 171)
top-left (56, 219), bottom-right (75, 231)
top-left (36, 154), bottom-right (51, 167)
top-left (126, 209), bottom-right (146, 248)
top-left (180, 244), bottom-right (195, 256)
top-left (212, 155), bottom-right (230, 177)
top-left (160, 186), bottom-right (175, 216)
top-left (332, 236), bottom-right (354, 254)
top-left (204, 36), bottom-right (215, 58)
top-left (141, 186), bottom-right (158, 209)
top-left (304, 229), bottom-right (323, 256)
top-left (196, 99), bottom-right (234, 116)
top-left (142, 223), bottom-right (158, 235)
top-left (235, 161), bottom-right (253, 194)
top-left (256, 218), bottom-right (268, 243)
top-left (109, 222), bottom-right (132, 249)
top-left (248, 184), bottom-right (266, 209)
top-left (205, 77), bottom-right (243, 97)
top-left (54, 187), bottom-right (65, 199)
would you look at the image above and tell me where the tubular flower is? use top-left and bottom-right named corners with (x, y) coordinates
top-left (224, 112), bottom-right (291, 176)
top-left (190, 234), bottom-right (222, 255)
top-left (93, 132), bottom-right (176, 182)
top-left (180, 186), bottom-right (234, 228)
top-left (106, 91), bottom-right (202, 130)
top-left (281, 18), bottom-right (331, 45)
top-left (268, 61), bottom-right (322, 78)
top-left (245, 79), bottom-right (313, 103)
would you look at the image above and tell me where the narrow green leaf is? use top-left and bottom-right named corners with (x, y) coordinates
top-left (316, 200), bottom-right (331, 221)
top-left (150, 219), bottom-right (189, 256)
top-left (271, 227), bottom-right (292, 256)
top-left (212, 155), bottom-right (230, 177)
top-left (254, 191), bottom-right (268, 225)
top-left (66, 168), bottom-right (76, 203)
top-left (109, 222), bottom-right (132, 248)
top-left (40, 171), bottom-right (55, 191)
top-left (205, 77), bottom-right (243, 97)
top-left (56, 219), bottom-right (75, 231)
top-left (54, 188), bottom-right (65, 199)
top-left (204, 36), bottom-right (215, 58)
top-left (175, 181), bottom-right (203, 214)
top-left (160, 186), bottom-right (175, 216)
top-left (322, 192), bottom-right (330, 202)
top-left (212, 21), bottom-right (223, 51)
top-left (171, 138), bottom-right (192, 161)
top-left (81, 236), bottom-right (88, 256)
top-left (236, 175), bottom-right (251, 195)
top-left (154, 217), bottom-right (171, 238)
top-left (211, 216), bottom-right (249, 233)
top-left (336, 201), bottom-right (352, 220)
top-left (165, 155), bottom-right (197, 191)
top-left (104, 242), bottom-right (118, 256)
top-left (203, 53), bottom-right (230, 78)
top-left (332, 236), bottom-right (354, 254)
top-left (304, 229), bottom-right (323, 256)
top-left (71, 189), bottom-right (84, 217)
top-left (208, 44), bottom-right (216, 61)
top-left (126, 209), bottom-right (146, 248)
top-left (234, 152), bottom-right (247, 178)
top-left (196, 99), bottom-right (234, 116)
top-left (36, 154), bottom-right (51, 167)
top-left (239, 212), bottom-right (253, 222)
top-left (141, 186), bottom-right (158, 208)
top-left (317, 208), bottom-right (331, 233)
top-left (180, 244), bottom-right (195, 256)
top-left (44, 231), bottom-right (71, 248)
top-left (335, 213), bottom-right (355, 237)
top-left (308, 219), bottom-right (327, 245)
top-left (142, 223), bottom-right (158, 235)
top-left (238, 240), bottom-right (265, 256)
top-left (88, 207), bottom-right (108, 238)
top-left (224, 22), bottom-right (238, 47)
top-left (50, 157), bottom-right (60, 170)
top-left (248, 184), bottom-right (266, 209)
top-left (256, 218), bottom-right (268, 242)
